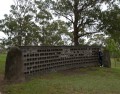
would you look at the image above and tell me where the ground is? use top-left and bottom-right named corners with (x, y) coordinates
top-left (0, 54), bottom-right (120, 94)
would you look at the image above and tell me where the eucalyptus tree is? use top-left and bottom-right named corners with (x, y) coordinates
top-left (86, 33), bottom-right (107, 46)
top-left (98, 5), bottom-right (120, 44)
top-left (97, 4), bottom-right (120, 59)
top-left (0, 0), bottom-right (39, 46)
top-left (35, 0), bottom-right (71, 46)
top-left (43, 20), bottom-right (72, 45)
top-left (34, 0), bottom-right (53, 45)
top-left (106, 38), bottom-right (120, 66)
top-left (50, 0), bottom-right (116, 46)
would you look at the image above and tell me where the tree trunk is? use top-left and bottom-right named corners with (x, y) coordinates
top-left (18, 20), bottom-right (23, 46)
top-left (73, 0), bottom-right (79, 46)
top-left (18, 36), bottom-right (22, 46)
top-left (73, 28), bottom-right (79, 46)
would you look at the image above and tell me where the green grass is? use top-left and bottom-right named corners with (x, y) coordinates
top-left (0, 54), bottom-right (6, 74)
top-left (111, 58), bottom-right (120, 68)
top-left (1, 54), bottom-right (120, 94)
top-left (3, 68), bottom-right (120, 94)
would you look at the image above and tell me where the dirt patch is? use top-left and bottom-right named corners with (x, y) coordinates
top-left (36, 67), bottom-right (99, 79)
top-left (30, 68), bottom-right (90, 80)
top-left (0, 74), bottom-right (4, 85)
top-left (58, 68), bottom-right (89, 76)
top-left (0, 74), bottom-right (4, 94)
top-left (0, 75), bottom-right (10, 94)
top-left (23, 67), bottom-right (100, 80)
top-left (58, 67), bottom-right (101, 77)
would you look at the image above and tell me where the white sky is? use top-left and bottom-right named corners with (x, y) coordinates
top-left (0, 0), bottom-right (14, 19)
top-left (0, 0), bottom-right (14, 39)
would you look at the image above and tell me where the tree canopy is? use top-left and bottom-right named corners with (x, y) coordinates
top-left (0, 0), bottom-right (120, 48)
top-left (0, 0), bottom-right (39, 46)
top-left (50, 0), bottom-right (117, 45)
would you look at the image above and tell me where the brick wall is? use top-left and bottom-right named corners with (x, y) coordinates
top-left (19, 46), bottom-right (100, 75)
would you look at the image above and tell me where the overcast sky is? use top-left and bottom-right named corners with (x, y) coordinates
top-left (0, 0), bottom-right (14, 38)
top-left (0, 0), bottom-right (14, 19)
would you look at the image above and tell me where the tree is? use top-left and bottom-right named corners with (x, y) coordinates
top-left (42, 20), bottom-right (71, 45)
top-left (86, 33), bottom-right (107, 46)
top-left (0, 0), bottom-right (39, 46)
top-left (97, 4), bottom-right (120, 58)
top-left (35, 0), bottom-right (72, 46)
top-left (106, 38), bottom-right (120, 56)
top-left (105, 38), bottom-right (120, 67)
top-left (0, 0), bottom-right (72, 46)
top-left (50, 0), bottom-right (115, 46)
top-left (98, 5), bottom-right (120, 45)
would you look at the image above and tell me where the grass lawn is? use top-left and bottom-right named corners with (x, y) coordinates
top-left (111, 58), bottom-right (120, 68)
top-left (0, 54), bottom-right (6, 74)
top-left (0, 54), bottom-right (120, 94)
top-left (3, 68), bottom-right (120, 94)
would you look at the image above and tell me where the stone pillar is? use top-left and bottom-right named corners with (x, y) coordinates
top-left (103, 50), bottom-right (111, 68)
top-left (4, 47), bottom-right (25, 82)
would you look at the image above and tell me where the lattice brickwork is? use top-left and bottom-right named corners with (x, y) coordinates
top-left (20, 46), bottom-right (99, 75)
